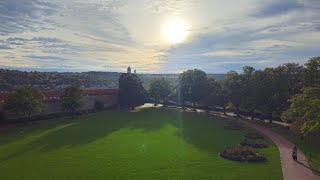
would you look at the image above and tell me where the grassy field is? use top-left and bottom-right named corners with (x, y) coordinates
top-left (0, 108), bottom-right (282, 179)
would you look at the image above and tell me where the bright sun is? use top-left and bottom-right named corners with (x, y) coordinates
top-left (163, 18), bottom-right (189, 44)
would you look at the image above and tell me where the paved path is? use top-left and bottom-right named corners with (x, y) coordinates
top-left (224, 115), bottom-right (319, 180)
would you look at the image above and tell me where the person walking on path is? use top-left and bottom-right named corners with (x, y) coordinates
top-left (292, 145), bottom-right (298, 161)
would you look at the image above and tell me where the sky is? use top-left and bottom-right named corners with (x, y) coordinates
top-left (0, 0), bottom-right (320, 73)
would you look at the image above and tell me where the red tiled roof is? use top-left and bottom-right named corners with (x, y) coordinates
top-left (0, 88), bottom-right (119, 101)
top-left (83, 89), bottom-right (119, 96)
top-left (0, 92), bottom-right (12, 101)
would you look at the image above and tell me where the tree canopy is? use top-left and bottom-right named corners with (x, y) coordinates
top-left (61, 86), bottom-right (84, 116)
top-left (149, 77), bottom-right (172, 106)
top-left (3, 86), bottom-right (44, 121)
top-left (178, 69), bottom-right (208, 109)
top-left (282, 87), bottom-right (320, 136)
top-left (119, 74), bottom-right (146, 109)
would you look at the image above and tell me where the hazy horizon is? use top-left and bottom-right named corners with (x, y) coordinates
top-left (1, 0), bottom-right (320, 73)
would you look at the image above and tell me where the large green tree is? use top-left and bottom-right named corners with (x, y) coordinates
top-left (178, 69), bottom-right (208, 110)
top-left (119, 74), bottom-right (146, 109)
top-left (223, 71), bottom-right (243, 117)
top-left (149, 77), bottom-right (172, 106)
top-left (282, 87), bottom-right (320, 136)
top-left (3, 86), bottom-right (44, 121)
top-left (240, 66), bottom-right (257, 120)
top-left (303, 57), bottom-right (320, 87)
top-left (61, 86), bottom-right (84, 116)
top-left (202, 78), bottom-right (228, 115)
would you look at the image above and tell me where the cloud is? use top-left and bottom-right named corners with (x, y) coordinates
top-left (0, 44), bottom-right (12, 49)
top-left (0, 0), bottom-right (320, 73)
top-left (24, 55), bottom-right (66, 61)
top-left (0, 0), bottom-right (61, 35)
top-left (253, 0), bottom-right (304, 18)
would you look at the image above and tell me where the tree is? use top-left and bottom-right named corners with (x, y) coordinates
top-left (3, 86), bottom-right (44, 121)
top-left (119, 74), bottom-right (146, 109)
top-left (240, 66), bottom-right (257, 120)
top-left (273, 63), bottom-right (304, 112)
top-left (223, 71), bottom-right (243, 117)
top-left (61, 86), bottom-right (84, 116)
top-left (303, 57), bottom-right (320, 87)
top-left (202, 78), bottom-right (228, 114)
top-left (149, 77), bottom-right (172, 106)
top-left (282, 87), bottom-right (320, 136)
top-left (178, 69), bottom-right (208, 110)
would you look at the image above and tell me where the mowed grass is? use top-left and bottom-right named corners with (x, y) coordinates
top-left (0, 108), bottom-right (282, 179)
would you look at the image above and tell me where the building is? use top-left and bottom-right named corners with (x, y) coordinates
top-left (127, 65), bottom-right (131, 74)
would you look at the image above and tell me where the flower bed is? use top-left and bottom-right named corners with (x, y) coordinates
top-left (240, 138), bottom-right (268, 148)
top-left (220, 146), bottom-right (267, 162)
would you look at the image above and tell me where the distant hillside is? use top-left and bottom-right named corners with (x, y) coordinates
top-left (0, 69), bottom-right (225, 91)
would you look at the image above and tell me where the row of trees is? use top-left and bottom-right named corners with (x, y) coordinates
top-left (1, 57), bottom-right (319, 136)
top-left (147, 57), bottom-right (320, 137)
top-left (1, 86), bottom-right (84, 121)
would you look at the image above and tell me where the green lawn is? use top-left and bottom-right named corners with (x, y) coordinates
top-left (0, 108), bottom-right (282, 179)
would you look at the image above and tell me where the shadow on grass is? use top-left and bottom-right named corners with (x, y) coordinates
top-left (30, 111), bottom-right (173, 150)
top-left (175, 113), bottom-right (246, 155)
top-left (0, 108), bottom-right (247, 162)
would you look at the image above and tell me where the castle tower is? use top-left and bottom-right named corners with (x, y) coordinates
top-left (127, 65), bottom-right (131, 74)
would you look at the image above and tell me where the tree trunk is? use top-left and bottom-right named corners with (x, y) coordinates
top-left (72, 109), bottom-right (75, 118)
top-left (236, 105), bottom-right (240, 118)
top-left (251, 109), bottom-right (255, 120)
top-left (193, 102), bottom-right (196, 111)
top-left (269, 113), bottom-right (273, 123)
top-left (163, 100), bottom-right (167, 107)
top-left (223, 106), bottom-right (226, 115)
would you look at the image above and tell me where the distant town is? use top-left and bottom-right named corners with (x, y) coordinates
top-left (0, 68), bottom-right (225, 92)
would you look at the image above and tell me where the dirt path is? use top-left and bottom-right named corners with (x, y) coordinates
top-left (240, 119), bottom-right (319, 180)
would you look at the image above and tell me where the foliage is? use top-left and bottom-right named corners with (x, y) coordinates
top-left (282, 87), bottom-right (320, 136)
top-left (303, 57), bottom-right (320, 87)
top-left (61, 86), bottom-right (84, 115)
top-left (240, 139), bottom-right (269, 148)
top-left (94, 100), bottom-right (105, 110)
top-left (223, 71), bottom-right (243, 117)
top-left (0, 110), bottom-right (7, 122)
top-left (202, 78), bottom-right (228, 114)
top-left (119, 74), bottom-right (146, 109)
top-left (220, 146), bottom-right (268, 162)
top-left (3, 86), bottom-right (44, 121)
top-left (178, 69), bottom-right (208, 109)
top-left (148, 77), bottom-right (172, 105)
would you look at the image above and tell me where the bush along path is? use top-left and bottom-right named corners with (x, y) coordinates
top-left (238, 118), bottom-right (319, 180)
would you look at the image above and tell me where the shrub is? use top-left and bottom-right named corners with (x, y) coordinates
top-left (220, 146), bottom-right (267, 162)
top-left (245, 132), bottom-right (264, 139)
top-left (240, 138), bottom-right (268, 148)
top-left (94, 100), bottom-right (105, 110)
top-left (0, 110), bottom-right (7, 122)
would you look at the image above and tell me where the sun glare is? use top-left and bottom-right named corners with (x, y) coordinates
top-left (163, 18), bottom-right (189, 44)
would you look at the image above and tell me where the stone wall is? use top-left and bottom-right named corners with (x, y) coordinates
top-left (39, 93), bottom-right (118, 115)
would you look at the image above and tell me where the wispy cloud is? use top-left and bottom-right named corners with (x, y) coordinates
top-left (0, 0), bottom-right (319, 73)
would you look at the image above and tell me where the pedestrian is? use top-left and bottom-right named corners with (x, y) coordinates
top-left (292, 145), bottom-right (297, 161)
